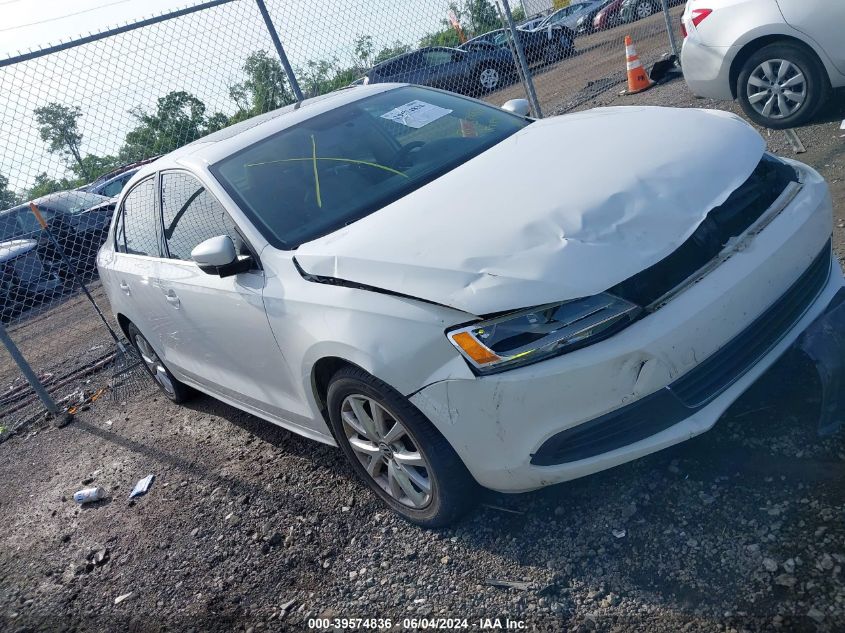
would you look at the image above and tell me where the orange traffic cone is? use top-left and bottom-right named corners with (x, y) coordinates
top-left (623, 35), bottom-right (654, 94)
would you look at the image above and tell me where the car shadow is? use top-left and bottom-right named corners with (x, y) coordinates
top-left (803, 87), bottom-right (845, 127)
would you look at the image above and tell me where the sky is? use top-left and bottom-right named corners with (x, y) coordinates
top-left (0, 0), bottom-right (467, 193)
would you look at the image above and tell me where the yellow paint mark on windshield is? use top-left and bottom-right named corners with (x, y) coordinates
top-left (246, 157), bottom-right (409, 179)
top-left (311, 135), bottom-right (322, 208)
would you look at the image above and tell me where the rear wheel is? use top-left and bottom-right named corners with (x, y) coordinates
top-left (326, 366), bottom-right (477, 527)
top-left (736, 42), bottom-right (827, 129)
top-left (127, 322), bottom-right (192, 403)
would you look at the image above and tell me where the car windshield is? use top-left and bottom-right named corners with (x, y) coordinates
top-left (36, 191), bottom-right (109, 214)
top-left (211, 86), bottom-right (529, 249)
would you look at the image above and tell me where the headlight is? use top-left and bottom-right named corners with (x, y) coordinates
top-left (447, 293), bottom-right (641, 375)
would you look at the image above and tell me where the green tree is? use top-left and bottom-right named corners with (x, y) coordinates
top-left (119, 91), bottom-right (224, 162)
top-left (297, 58), bottom-right (359, 98)
top-left (419, 28), bottom-right (462, 48)
top-left (464, 0), bottom-right (500, 35)
top-left (354, 34), bottom-right (374, 67)
top-left (27, 173), bottom-right (77, 199)
top-left (0, 171), bottom-right (19, 208)
top-left (33, 103), bottom-right (87, 177)
top-left (373, 41), bottom-right (412, 65)
top-left (229, 50), bottom-right (293, 121)
top-left (69, 154), bottom-right (121, 183)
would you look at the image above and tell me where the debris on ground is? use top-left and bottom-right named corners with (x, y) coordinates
top-left (72, 487), bottom-right (106, 504)
top-left (484, 579), bottom-right (533, 591)
top-left (128, 474), bottom-right (154, 499)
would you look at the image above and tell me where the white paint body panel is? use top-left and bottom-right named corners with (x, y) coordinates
top-left (296, 107), bottom-right (764, 315)
top-left (97, 86), bottom-right (843, 495)
top-left (410, 160), bottom-right (843, 491)
top-left (681, 0), bottom-right (845, 100)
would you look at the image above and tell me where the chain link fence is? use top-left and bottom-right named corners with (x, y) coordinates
top-left (0, 0), bottom-right (680, 432)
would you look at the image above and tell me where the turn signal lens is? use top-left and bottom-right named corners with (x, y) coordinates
top-left (450, 331), bottom-right (501, 365)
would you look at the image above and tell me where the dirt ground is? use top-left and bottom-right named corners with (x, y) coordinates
top-left (2, 21), bottom-right (845, 632)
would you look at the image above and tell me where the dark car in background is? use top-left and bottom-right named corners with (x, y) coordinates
top-left (0, 190), bottom-right (115, 281)
top-left (363, 46), bottom-right (516, 95)
top-left (78, 156), bottom-right (160, 198)
top-left (0, 238), bottom-right (63, 322)
top-left (460, 25), bottom-right (576, 66)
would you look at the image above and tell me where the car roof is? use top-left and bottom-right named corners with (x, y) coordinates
top-left (127, 84), bottom-right (403, 185)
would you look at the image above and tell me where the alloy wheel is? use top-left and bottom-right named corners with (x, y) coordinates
top-left (746, 59), bottom-right (807, 120)
top-left (636, 2), bottom-right (654, 18)
top-left (340, 394), bottom-right (432, 508)
top-left (479, 67), bottom-right (500, 91)
top-left (133, 333), bottom-right (175, 397)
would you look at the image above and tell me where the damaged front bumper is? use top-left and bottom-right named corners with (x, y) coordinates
top-left (410, 161), bottom-right (844, 493)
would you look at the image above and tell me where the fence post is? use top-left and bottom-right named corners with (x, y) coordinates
top-left (0, 322), bottom-right (60, 416)
top-left (660, 0), bottom-right (681, 61)
top-left (498, 0), bottom-right (543, 119)
top-left (254, 0), bottom-right (305, 102)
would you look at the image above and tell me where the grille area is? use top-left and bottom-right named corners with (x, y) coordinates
top-left (531, 241), bottom-right (832, 467)
top-left (612, 155), bottom-right (798, 307)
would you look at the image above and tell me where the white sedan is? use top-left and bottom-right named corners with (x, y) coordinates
top-left (681, 0), bottom-right (845, 128)
top-left (98, 84), bottom-right (844, 526)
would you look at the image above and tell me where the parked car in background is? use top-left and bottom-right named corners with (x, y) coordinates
top-left (681, 0), bottom-right (845, 128)
top-left (79, 156), bottom-right (160, 198)
top-left (0, 238), bottom-right (62, 322)
top-left (99, 83), bottom-right (844, 526)
top-left (0, 190), bottom-right (116, 280)
top-left (363, 46), bottom-right (515, 95)
top-left (576, 0), bottom-right (616, 34)
top-left (592, 0), bottom-right (625, 31)
top-left (460, 26), bottom-right (576, 65)
top-left (620, 0), bottom-right (684, 23)
top-left (518, 16), bottom-right (547, 30)
top-left (538, 1), bottom-right (605, 32)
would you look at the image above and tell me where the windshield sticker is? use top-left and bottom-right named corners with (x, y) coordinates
top-left (380, 100), bottom-right (452, 129)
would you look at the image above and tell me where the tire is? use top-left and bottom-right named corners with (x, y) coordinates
top-left (543, 31), bottom-right (574, 64)
top-left (736, 42), bottom-right (828, 130)
top-left (635, 1), bottom-right (656, 20)
top-left (326, 366), bottom-right (477, 527)
top-left (475, 65), bottom-right (502, 94)
top-left (127, 322), bottom-right (192, 403)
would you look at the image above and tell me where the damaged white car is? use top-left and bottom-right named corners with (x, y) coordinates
top-left (98, 84), bottom-right (845, 526)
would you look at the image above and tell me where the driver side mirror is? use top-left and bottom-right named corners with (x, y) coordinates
top-left (501, 99), bottom-right (531, 117)
top-left (191, 235), bottom-right (252, 278)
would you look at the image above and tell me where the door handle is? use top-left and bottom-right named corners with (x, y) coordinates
top-left (119, 281), bottom-right (131, 295)
top-left (164, 289), bottom-right (180, 308)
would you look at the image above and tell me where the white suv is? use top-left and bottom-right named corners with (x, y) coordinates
top-left (681, 0), bottom-right (845, 128)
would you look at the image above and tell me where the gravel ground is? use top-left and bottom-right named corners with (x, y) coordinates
top-left (2, 46), bottom-right (845, 633)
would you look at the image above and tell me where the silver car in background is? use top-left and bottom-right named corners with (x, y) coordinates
top-left (681, 0), bottom-right (845, 128)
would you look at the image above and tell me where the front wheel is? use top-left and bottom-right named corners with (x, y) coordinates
top-left (635, 1), bottom-right (656, 19)
top-left (736, 42), bottom-right (827, 129)
top-left (475, 65), bottom-right (502, 94)
top-left (326, 366), bottom-right (477, 527)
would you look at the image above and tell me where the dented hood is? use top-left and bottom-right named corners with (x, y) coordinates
top-left (295, 106), bottom-right (765, 315)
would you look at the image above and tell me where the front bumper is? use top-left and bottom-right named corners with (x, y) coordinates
top-left (410, 160), bottom-right (844, 492)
